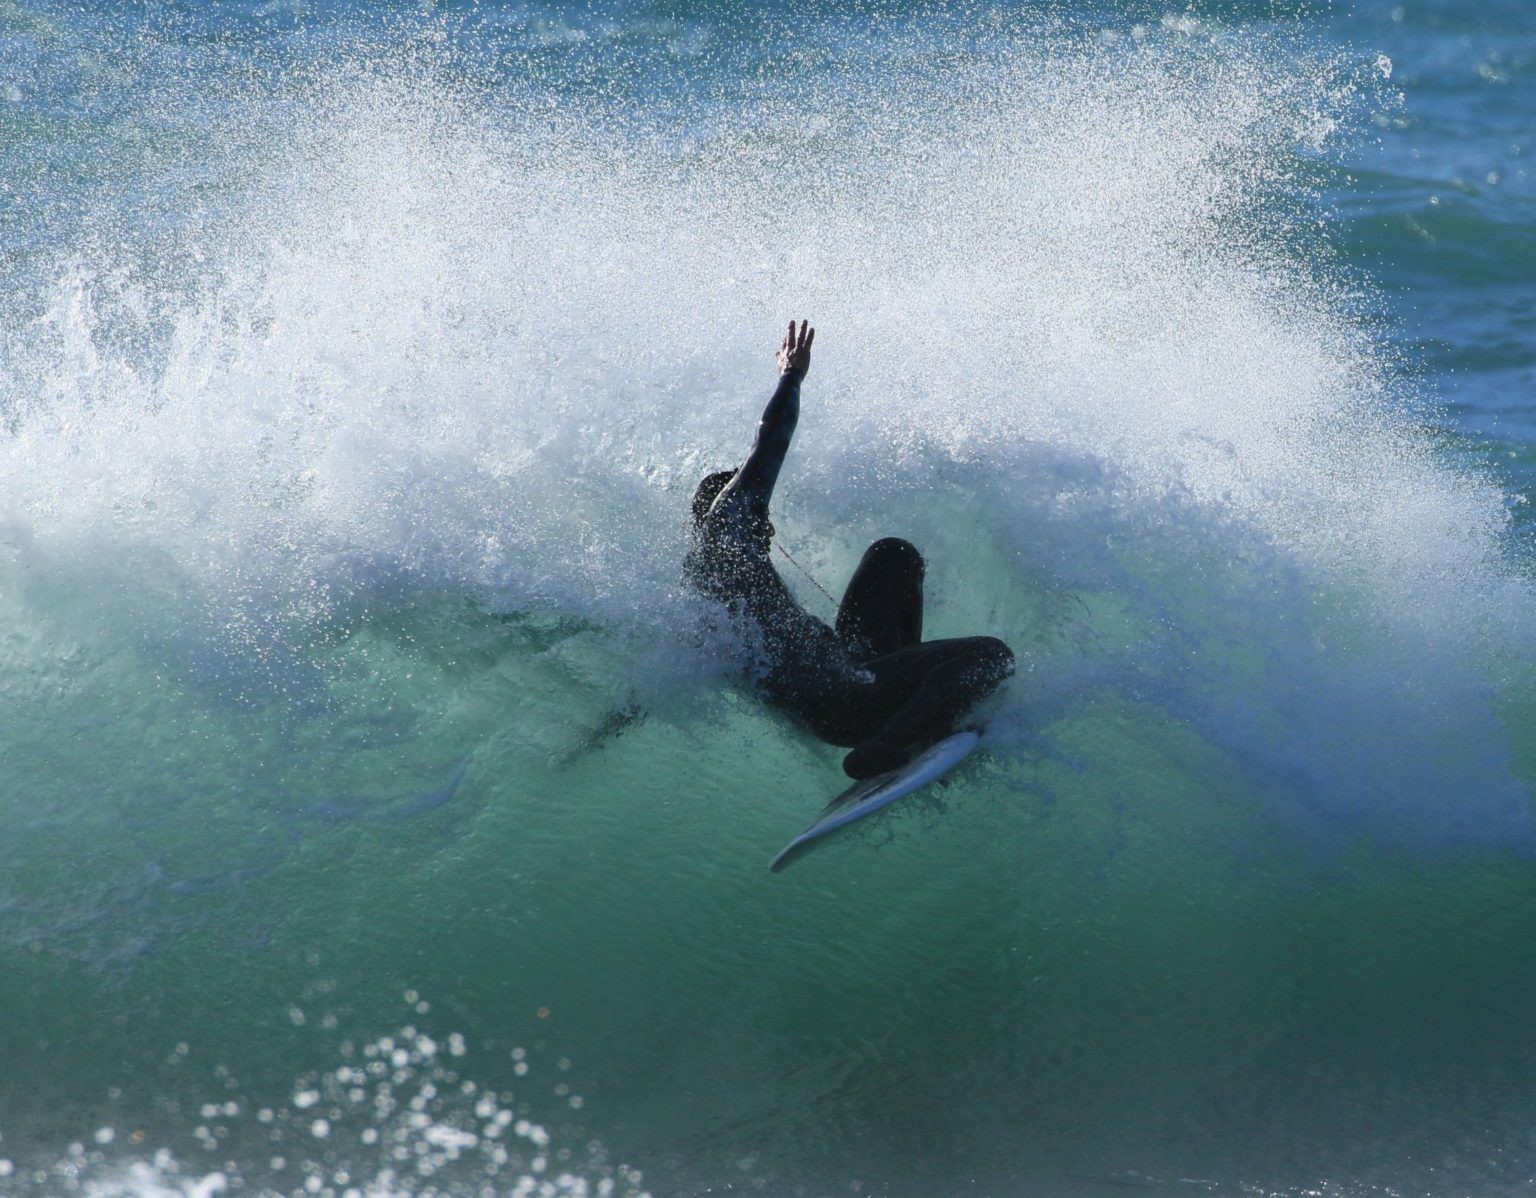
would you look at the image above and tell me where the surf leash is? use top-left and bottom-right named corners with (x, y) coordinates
top-left (775, 542), bottom-right (838, 608)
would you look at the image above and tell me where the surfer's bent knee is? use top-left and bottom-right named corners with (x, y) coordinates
top-left (974, 636), bottom-right (1015, 681)
top-left (864, 536), bottom-right (925, 573)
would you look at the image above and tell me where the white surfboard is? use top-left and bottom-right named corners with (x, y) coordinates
top-left (768, 731), bottom-right (981, 873)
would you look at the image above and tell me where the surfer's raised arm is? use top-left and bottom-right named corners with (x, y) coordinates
top-left (716, 320), bottom-right (814, 520)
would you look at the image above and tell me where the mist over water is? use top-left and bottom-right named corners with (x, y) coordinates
top-left (5, 4), bottom-right (1536, 1195)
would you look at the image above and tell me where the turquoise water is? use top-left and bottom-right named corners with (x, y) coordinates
top-left (4, 2), bottom-right (1536, 1194)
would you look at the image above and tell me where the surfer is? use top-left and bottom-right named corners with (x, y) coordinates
top-left (686, 320), bottom-right (1014, 779)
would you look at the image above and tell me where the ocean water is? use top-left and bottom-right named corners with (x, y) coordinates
top-left (3, 1), bottom-right (1536, 1194)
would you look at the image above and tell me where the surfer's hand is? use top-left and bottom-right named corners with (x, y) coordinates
top-left (776, 319), bottom-right (814, 380)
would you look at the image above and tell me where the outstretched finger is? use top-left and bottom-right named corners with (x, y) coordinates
top-left (804, 325), bottom-right (815, 351)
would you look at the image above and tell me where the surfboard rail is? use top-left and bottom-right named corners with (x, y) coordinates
top-left (768, 730), bottom-right (980, 872)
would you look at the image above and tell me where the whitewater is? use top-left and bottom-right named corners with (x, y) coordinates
top-left (4, 3), bottom-right (1536, 1195)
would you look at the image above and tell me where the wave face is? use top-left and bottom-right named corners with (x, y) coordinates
top-left (5, 3), bottom-right (1536, 1194)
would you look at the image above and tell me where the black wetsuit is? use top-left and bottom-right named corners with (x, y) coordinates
top-left (686, 371), bottom-right (1015, 779)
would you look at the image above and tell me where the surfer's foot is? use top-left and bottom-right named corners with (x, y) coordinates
top-left (842, 737), bottom-right (909, 780)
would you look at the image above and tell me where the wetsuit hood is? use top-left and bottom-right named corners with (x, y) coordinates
top-left (692, 468), bottom-right (773, 544)
top-left (691, 470), bottom-right (738, 526)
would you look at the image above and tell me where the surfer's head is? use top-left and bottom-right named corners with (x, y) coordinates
top-left (691, 470), bottom-right (737, 527)
top-left (691, 469), bottom-right (774, 546)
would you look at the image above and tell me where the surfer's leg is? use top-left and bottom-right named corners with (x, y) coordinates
top-left (841, 636), bottom-right (1014, 778)
top-left (835, 537), bottom-right (924, 659)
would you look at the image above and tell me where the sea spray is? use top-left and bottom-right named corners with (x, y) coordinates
top-left (3, 21), bottom-right (1528, 836)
